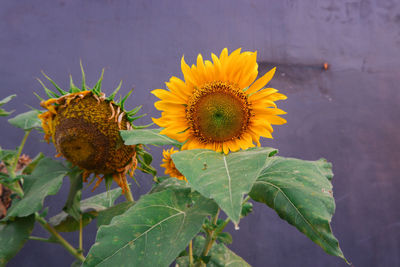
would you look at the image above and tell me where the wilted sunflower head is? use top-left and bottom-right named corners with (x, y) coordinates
top-left (152, 48), bottom-right (287, 154)
top-left (37, 64), bottom-right (144, 192)
top-left (160, 148), bottom-right (186, 181)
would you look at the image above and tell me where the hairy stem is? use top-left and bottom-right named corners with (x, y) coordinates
top-left (8, 130), bottom-right (31, 197)
top-left (35, 214), bottom-right (85, 262)
top-left (28, 236), bottom-right (58, 243)
top-left (202, 208), bottom-right (220, 257)
top-left (189, 240), bottom-right (194, 267)
top-left (79, 215), bottom-right (83, 254)
top-left (124, 183), bottom-right (135, 202)
top-left (13, 130), bottom-right (31, 171)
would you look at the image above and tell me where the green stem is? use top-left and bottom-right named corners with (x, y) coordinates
top-left (12, 130), bottom-right (31, 172)
top-left (28, 236), bottom-right (58, 243)
top-left (35, 214), bottom-right (85, 262)
top-left (124, 183), bottom-right (135, 202)
top-left (79, 215), bottom-right (83, 254)
top-left (8, 130), bottom-right (31, 197)
top-left (196, 196), bottom-right (252, 266)
top-left (189, 240), bottom-right (194, 267)
top-left (201, 208), bottom-right (220, 257)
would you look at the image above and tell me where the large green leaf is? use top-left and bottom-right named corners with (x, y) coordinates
top-left (4, 157), bottom-right (69, 219)
top-left (120, 128), bottom-right (181, 146)
top-left (150, 177), bottom-right (191, 194)
top-left (8, 110), bottom-right (41, 131)
top-left (83, 189), bottom-right (217, 267)
top-left (172, 148), bottom-right (277, 224)
top-left (0, 214), bottom-right (35, 266)
top-left (249, 156), bottom-right (347, 262)
top-left (49, 188), bottom-right (122, 232)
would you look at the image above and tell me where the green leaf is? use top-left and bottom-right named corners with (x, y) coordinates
top-left (83, 189), bottom-right (218, 267)
top-left (172, 147), bottom-right (277, 224)
top-left (0, 148), bottom-right (17, 174)
top-left (50, 212), bottom-right (95, 232)
top-left (207, 242), bottom-right (251, 267)
top-left (97, 202), bottom-right (134, 227)
top-left (120, 128), bottom-right (181, 146)
top-left (216, 232), bottom-right (233, 245)
top-left (4, 157), bottom-right (69, 219)
top-left (150, 178), bottom-right (191, 194)
top-left (249, 157), bottom-right (347, 262)
top-left (8, 110), bottom-right (41, 131)
top-left (0, 215), bottom-right (35, 266)
top-left (0, 95), bottom-right (16, 106)
top-left (49, 187), bottom-right (122, 232)
top-left (80, 187), bottom-right (122, 210)
top-left (0, 95), bottom-right (15, 117)
top-left (0, 109), bottom-right (13, 117)
top-left (241, 202), bottom-right (253, 218)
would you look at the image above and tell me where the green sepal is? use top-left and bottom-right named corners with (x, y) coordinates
top-left (69, 75), bottom-right (81, 93)
top-left (91, 68), bottom-right (105, 96)
top-left (36, 78), bottom-right (60, 98)
top-left (106, 80), bottom-right (122, 101)
top-left (41, 71), bottom-right (68, 95)
top-left (119, 89), bottom-right (133, 110)
top-left (126, 105), bottom-right (142, 116)
top-left (130, 122), bottom-right (153, 129)
top-left (128, 113), bottom-right (146, 122)
top-left (80, 60), bottom-right (87, 91)
top-left (33, 92), bottom-right (44, 102)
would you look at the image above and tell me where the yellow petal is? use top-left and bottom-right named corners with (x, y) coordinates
top-left (265, 115), bottom-right (287, 125)
top-left (246, 67), bottom-right (276, 95)
top-left (181, 56), bottom-right (198, 86)
top-left (151, 89), bottom-right (186, 104)
top-left (268, 92), bottom-right (287, 101)
top-left (249, 88), bottom-right (279, 101)
top-left (222, 142), bottom-right (229, 154)
top-left (166, 76), bottom-right (191, 98)
top-left (154, 101), bottom-right (185, 111)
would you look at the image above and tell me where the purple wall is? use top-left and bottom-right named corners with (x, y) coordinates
top-left (1, 1), bottom-right (399, 266)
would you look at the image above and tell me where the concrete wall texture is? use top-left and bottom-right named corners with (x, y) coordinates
top-left (1, 0), bottom-right (399, 266)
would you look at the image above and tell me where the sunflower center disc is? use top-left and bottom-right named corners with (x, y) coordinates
top-left (187, 82), bottom-right (251, 143)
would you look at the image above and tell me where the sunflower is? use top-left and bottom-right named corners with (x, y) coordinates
top-left (152, 48), bottom-right (287, 154)
top-left (160, 148), bottom-right (187, 181)
top-left (37, 64), bottom-right (145, 192)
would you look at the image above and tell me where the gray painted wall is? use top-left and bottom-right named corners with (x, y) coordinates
top-left (1, 0), bottom-right (399, 266)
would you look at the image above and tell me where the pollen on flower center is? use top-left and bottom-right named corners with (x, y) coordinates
top-left (186, 81), bottom-right (251, 143)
